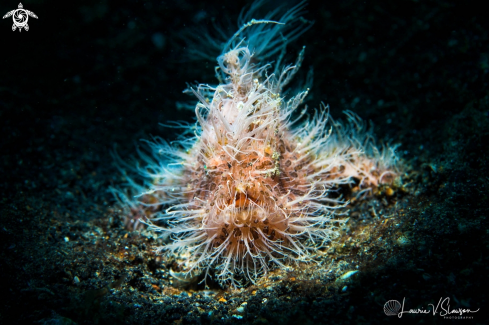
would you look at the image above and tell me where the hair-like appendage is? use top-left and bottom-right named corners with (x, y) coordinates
top-left (114, 1), bottom-right (403, 287)
top-left (182, 0), bottom-right (312, 63)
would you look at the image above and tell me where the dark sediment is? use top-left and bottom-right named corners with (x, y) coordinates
top-left (1, 0), bottom-right (487, 324)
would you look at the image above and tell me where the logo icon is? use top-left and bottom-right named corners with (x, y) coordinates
top-left (3, 3), bottom-right (38, 32)
top-left (384, 300), bottom-right (402, 316)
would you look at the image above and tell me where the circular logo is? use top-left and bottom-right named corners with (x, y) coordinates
top-left (384, 300), bottom-right (401, 316)
top-left (13, 9), bottom-right (28, 27)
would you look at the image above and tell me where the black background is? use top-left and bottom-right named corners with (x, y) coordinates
top-left (1, 0), bottom-right (488, 324)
